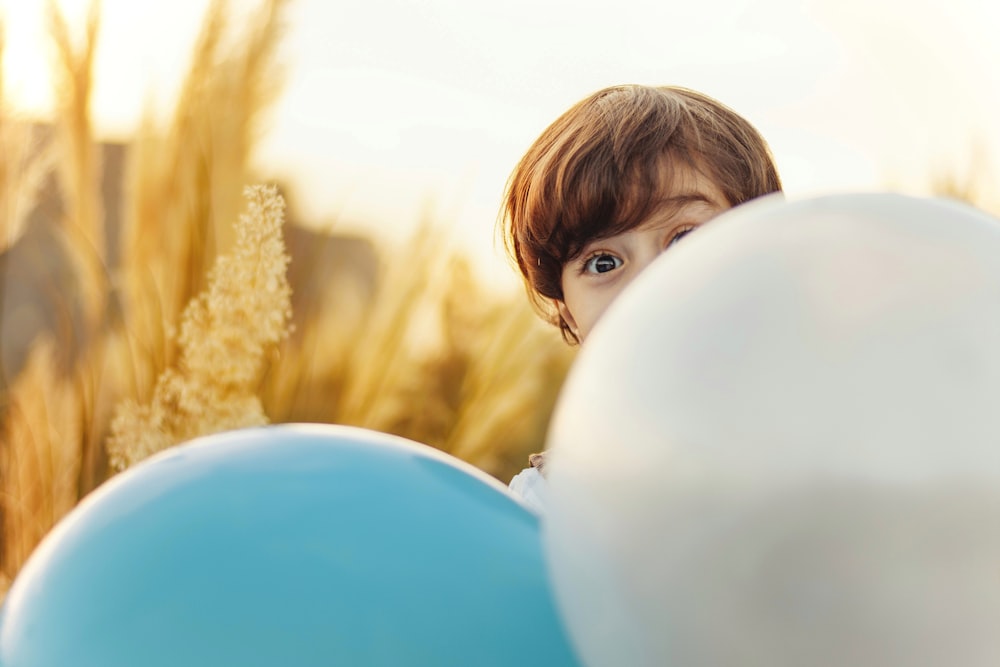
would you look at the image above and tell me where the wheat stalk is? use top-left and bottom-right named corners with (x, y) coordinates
top-left (46, 0), bottom-right (105, 330)
top-left (0, 338), bottom-right (83, 582)
top-left (119, 0), bottom-right (288, 385)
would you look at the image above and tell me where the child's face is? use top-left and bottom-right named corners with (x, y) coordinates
top-left (556, 166), bottom-right (729, 341)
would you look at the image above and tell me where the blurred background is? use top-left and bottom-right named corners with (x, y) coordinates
top-left (0, 0), bottom-right (997, 590)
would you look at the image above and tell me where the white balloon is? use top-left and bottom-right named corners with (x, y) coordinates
top-left (544, 193), bottom-right (1000, 667)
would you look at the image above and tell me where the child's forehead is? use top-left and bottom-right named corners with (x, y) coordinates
top-left (584, 160), bottom-right (727, 238)
top-left (654, 161), bottom-right (728, 206)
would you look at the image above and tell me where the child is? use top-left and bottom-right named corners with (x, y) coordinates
top-left (502, 84), bottom-right (782, 512)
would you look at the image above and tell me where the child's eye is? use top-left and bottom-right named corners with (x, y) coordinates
top-left (583, 253), bottom-right (623, 274)
top-left (667, 226), bottom-right (697, 248)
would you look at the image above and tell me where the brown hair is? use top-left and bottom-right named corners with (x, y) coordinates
top-left (501, 84), bottom-right (782, 342)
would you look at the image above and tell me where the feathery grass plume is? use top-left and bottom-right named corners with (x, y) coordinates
top-left (46, 0), bottom-right (105, 330)
top-left (120, 0), bottom-right (288, 384)
top-left (106, 185), bottom-right (292, 470)
top-left (0, 0), bottom-right (291, 590)
top-left (0, 338), bottom-right (83, 586)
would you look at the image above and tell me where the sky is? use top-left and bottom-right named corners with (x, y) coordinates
top-left (2, 0), bottom-right (999, 287)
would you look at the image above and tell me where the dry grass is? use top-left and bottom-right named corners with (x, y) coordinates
top-left (107, 185), bottom-right (292, 470)
top-left (0, 0), bottom-right (574, 595)
top-left (0, 122), bottom-right (56, 253)
top-left (0, 339), bottom-right (82, 582)
top-left (259, 226), bottom-right (575, 482)
top-left (0, 16), bottom-right (57, 252)
top-left (119, 0), bottom-right (287, 391)
top-left (46, 0), bottom-right (106, 330)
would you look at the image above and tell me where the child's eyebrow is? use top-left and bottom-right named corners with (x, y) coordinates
top-left (656, 192), bottom-right (719, 207)
top-left (640, 193), bottom-right (723, 221)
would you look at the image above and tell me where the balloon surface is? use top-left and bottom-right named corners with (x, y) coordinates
top-left (544, 193), bottom-right (1000, 667)
top-left (0, 424), bottom-right (580, 667)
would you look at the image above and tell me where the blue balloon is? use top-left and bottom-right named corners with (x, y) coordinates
top-left (0, 424), bottom-right (580, 667)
